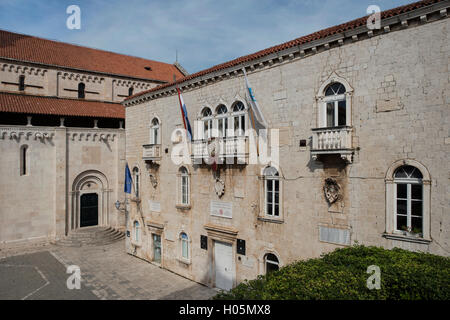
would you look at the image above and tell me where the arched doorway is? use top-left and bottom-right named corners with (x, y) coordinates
top-left (80, 193), bottom-right (99, 227)
top-left (70, 170), bottom-right (110, 231)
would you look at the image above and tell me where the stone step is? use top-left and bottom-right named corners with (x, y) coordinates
top-left (56, 227), bottom-right (125, 247)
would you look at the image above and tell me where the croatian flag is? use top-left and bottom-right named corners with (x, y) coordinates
top-left (177, 88), bottom-right (193, 141)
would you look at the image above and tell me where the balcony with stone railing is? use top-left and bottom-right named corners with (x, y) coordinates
top-left (191, 136), bottom-right (249, 165)
top-left (311, 126), bottom-right (354, 163)
top-left (142, 144), bottom-right (161, 161)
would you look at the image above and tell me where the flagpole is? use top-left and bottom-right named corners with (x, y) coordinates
top-left (243, 68), bottom-right (260, 157)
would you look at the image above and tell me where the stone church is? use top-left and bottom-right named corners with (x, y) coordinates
top-left (0, 30), bottom-right (186, 246)
top-left (123, 0), bottom-right (450, 291)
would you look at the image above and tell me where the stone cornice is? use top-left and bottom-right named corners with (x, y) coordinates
top-left (123, 1), bottom-right (450, 107)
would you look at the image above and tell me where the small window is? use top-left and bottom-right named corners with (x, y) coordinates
top-left (134, 221), bottom-right (140, 242)
top-left (265, 253), bottom-right (279, 274)
top-left (232, 101), bottom-right (246, 137)
top-left (78, 82), bottom-right (85, 99)
top-left (20, 145), bottom-right (28, 176)
top-left (264, 167), bottom-right (280, 217)
top-left (128, 87), bottom-right (134, 97)
top-left (179, 166), bottom-right (189, 205)
top-left (150, 118), bottom-right (160, 145)
top-left (216, 105), bottom-right (228, 138)
top-left (133, 167), bottom-right (140, 198)
top-left (180, 232), bottom-right (189, 260)
top-left (200, 107), bottom-right (213, 139)
top-left (19, 75), bottom-right (25, 91)
top-left (323, 82), bottom-right (346, 127)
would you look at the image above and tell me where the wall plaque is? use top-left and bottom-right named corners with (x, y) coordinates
top-left (210, 200), bottom-right (232, 219)
top-left (149, 200), bottom-right (161, 212)
top-left (319, 226), bottom-right (350, 246)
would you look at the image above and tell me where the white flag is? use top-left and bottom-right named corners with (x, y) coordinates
top-left (243, 68), bottom-right (268, 130)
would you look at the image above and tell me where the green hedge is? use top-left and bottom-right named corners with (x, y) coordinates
top-left (214, 245), bottom-right (450, 300)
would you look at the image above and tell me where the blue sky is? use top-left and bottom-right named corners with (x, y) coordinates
top-left (0, 0), bottom-right (414, 73)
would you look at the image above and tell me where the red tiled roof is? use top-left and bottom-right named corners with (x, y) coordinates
top-left (0, 92), bottom-right (124, 119)
top-left (0, 30), bottom-right (184, 82)
top-left (126, 0), bottom-right (445, 101)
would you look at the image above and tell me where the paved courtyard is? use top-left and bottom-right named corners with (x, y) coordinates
top-left (0, 240), bottom-right (216, 300)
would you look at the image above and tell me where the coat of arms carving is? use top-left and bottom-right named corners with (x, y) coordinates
top-left (323, 178), bottom-right (341, 204)
top-left (214, 178), bottom-right (225, 198)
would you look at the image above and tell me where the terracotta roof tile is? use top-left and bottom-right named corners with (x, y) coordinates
top-left (126, 0), bottom-right (445, 101)
top-left (0, 30), bottom-right (184, 82)
top-left (0, 92), bottom-right (124, 119)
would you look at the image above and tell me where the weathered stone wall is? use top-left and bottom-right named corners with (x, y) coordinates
top-left (0, 60), bottom-right (158, 102)
top-left (0, 125), bottom-right (126, 245)
top-left (125, 16), bottom-right (450, 288)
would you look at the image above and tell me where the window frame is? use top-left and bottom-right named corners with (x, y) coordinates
top-left (393, 167), bottom-right (424, 235)
top-left (385, 160), bottom-right (431, 242)
top-left (133, 220), bottom-right (141, 243)
top-left (215, 104), bottom-right (229, 138)
top-left (19, 75), bottom-right (25, 91)
top-left (231, 101), bottom-right (247, 137)
top-left (316, 74), bottom-right (353, 129)
top-left (264, 253), bottom-right (280, 274)
top-left (200, 107), bottom-right (213, 140)
top-left (150, 118), bottom-right (161, 145)
top-left (132, 167), bottom-right (140, 198)
top-left (78, 82), bottom-right (85, 99)
top-left (177, 166), bottom-right (190, 207)
top-left (179, 232), bottom-right (190, 261)
top-left (19, 144), bottom-right (29, 176)
top-left (262, 166), bottom-right (282, 220)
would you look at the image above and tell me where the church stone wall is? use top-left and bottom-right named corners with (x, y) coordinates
top-left (0, 125), bottom-right (126, 246)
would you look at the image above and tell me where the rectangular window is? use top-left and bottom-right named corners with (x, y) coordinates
top-left (265, 179), bottom-right (280, 217)
top-left (19, 76), bottom-right (25, 91)
top-left (181, 176), bottom-right (188, 205)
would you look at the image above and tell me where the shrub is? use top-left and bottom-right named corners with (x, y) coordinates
top-left (213, 245), bottom-right (450, 300)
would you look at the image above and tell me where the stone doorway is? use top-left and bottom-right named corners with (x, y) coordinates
top-left (80, 193), bottom-right (99, 227)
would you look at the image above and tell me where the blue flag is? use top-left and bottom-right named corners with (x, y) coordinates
top-left (124, 163), bottom-right (132, 194)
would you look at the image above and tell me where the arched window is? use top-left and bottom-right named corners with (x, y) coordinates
top-left (265, 253), bottom-right (279, 274)
top-left (264, 167), bottom-right (280, 217)
top-left (134, 221), bottom-right (140, 242)
top-left (19, 75), bottom-right (25, 91)
top-left (394, 165), bottom-right (423, 235)
top-left (232, 101), bottom-right (246, 137)
top-left (132, 167), bottom-right (140, 198)
top-left (200, 107), bottom-right (213, 139)
top-left (150, 118), bottom-right (160, 145)
top-left (180, 232), bottom-right (189, 260)
top-left (216, 104), bottom-right (228, 138)
top-left (128, 87), bottom-right (134, 97)
top-left (324, 82), bottom-right (346, 127)
top-left (179, 167), bottom-right (189, 206)
top-left (78, 82), bottom-right (85, 99)
top-left (20, 145), bottom-right (28, 176)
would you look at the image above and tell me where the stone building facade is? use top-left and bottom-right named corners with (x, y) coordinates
top-left (123, 0), bottom-right (450, 290)
top-left (0, 30), bottom-right (185, 246)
